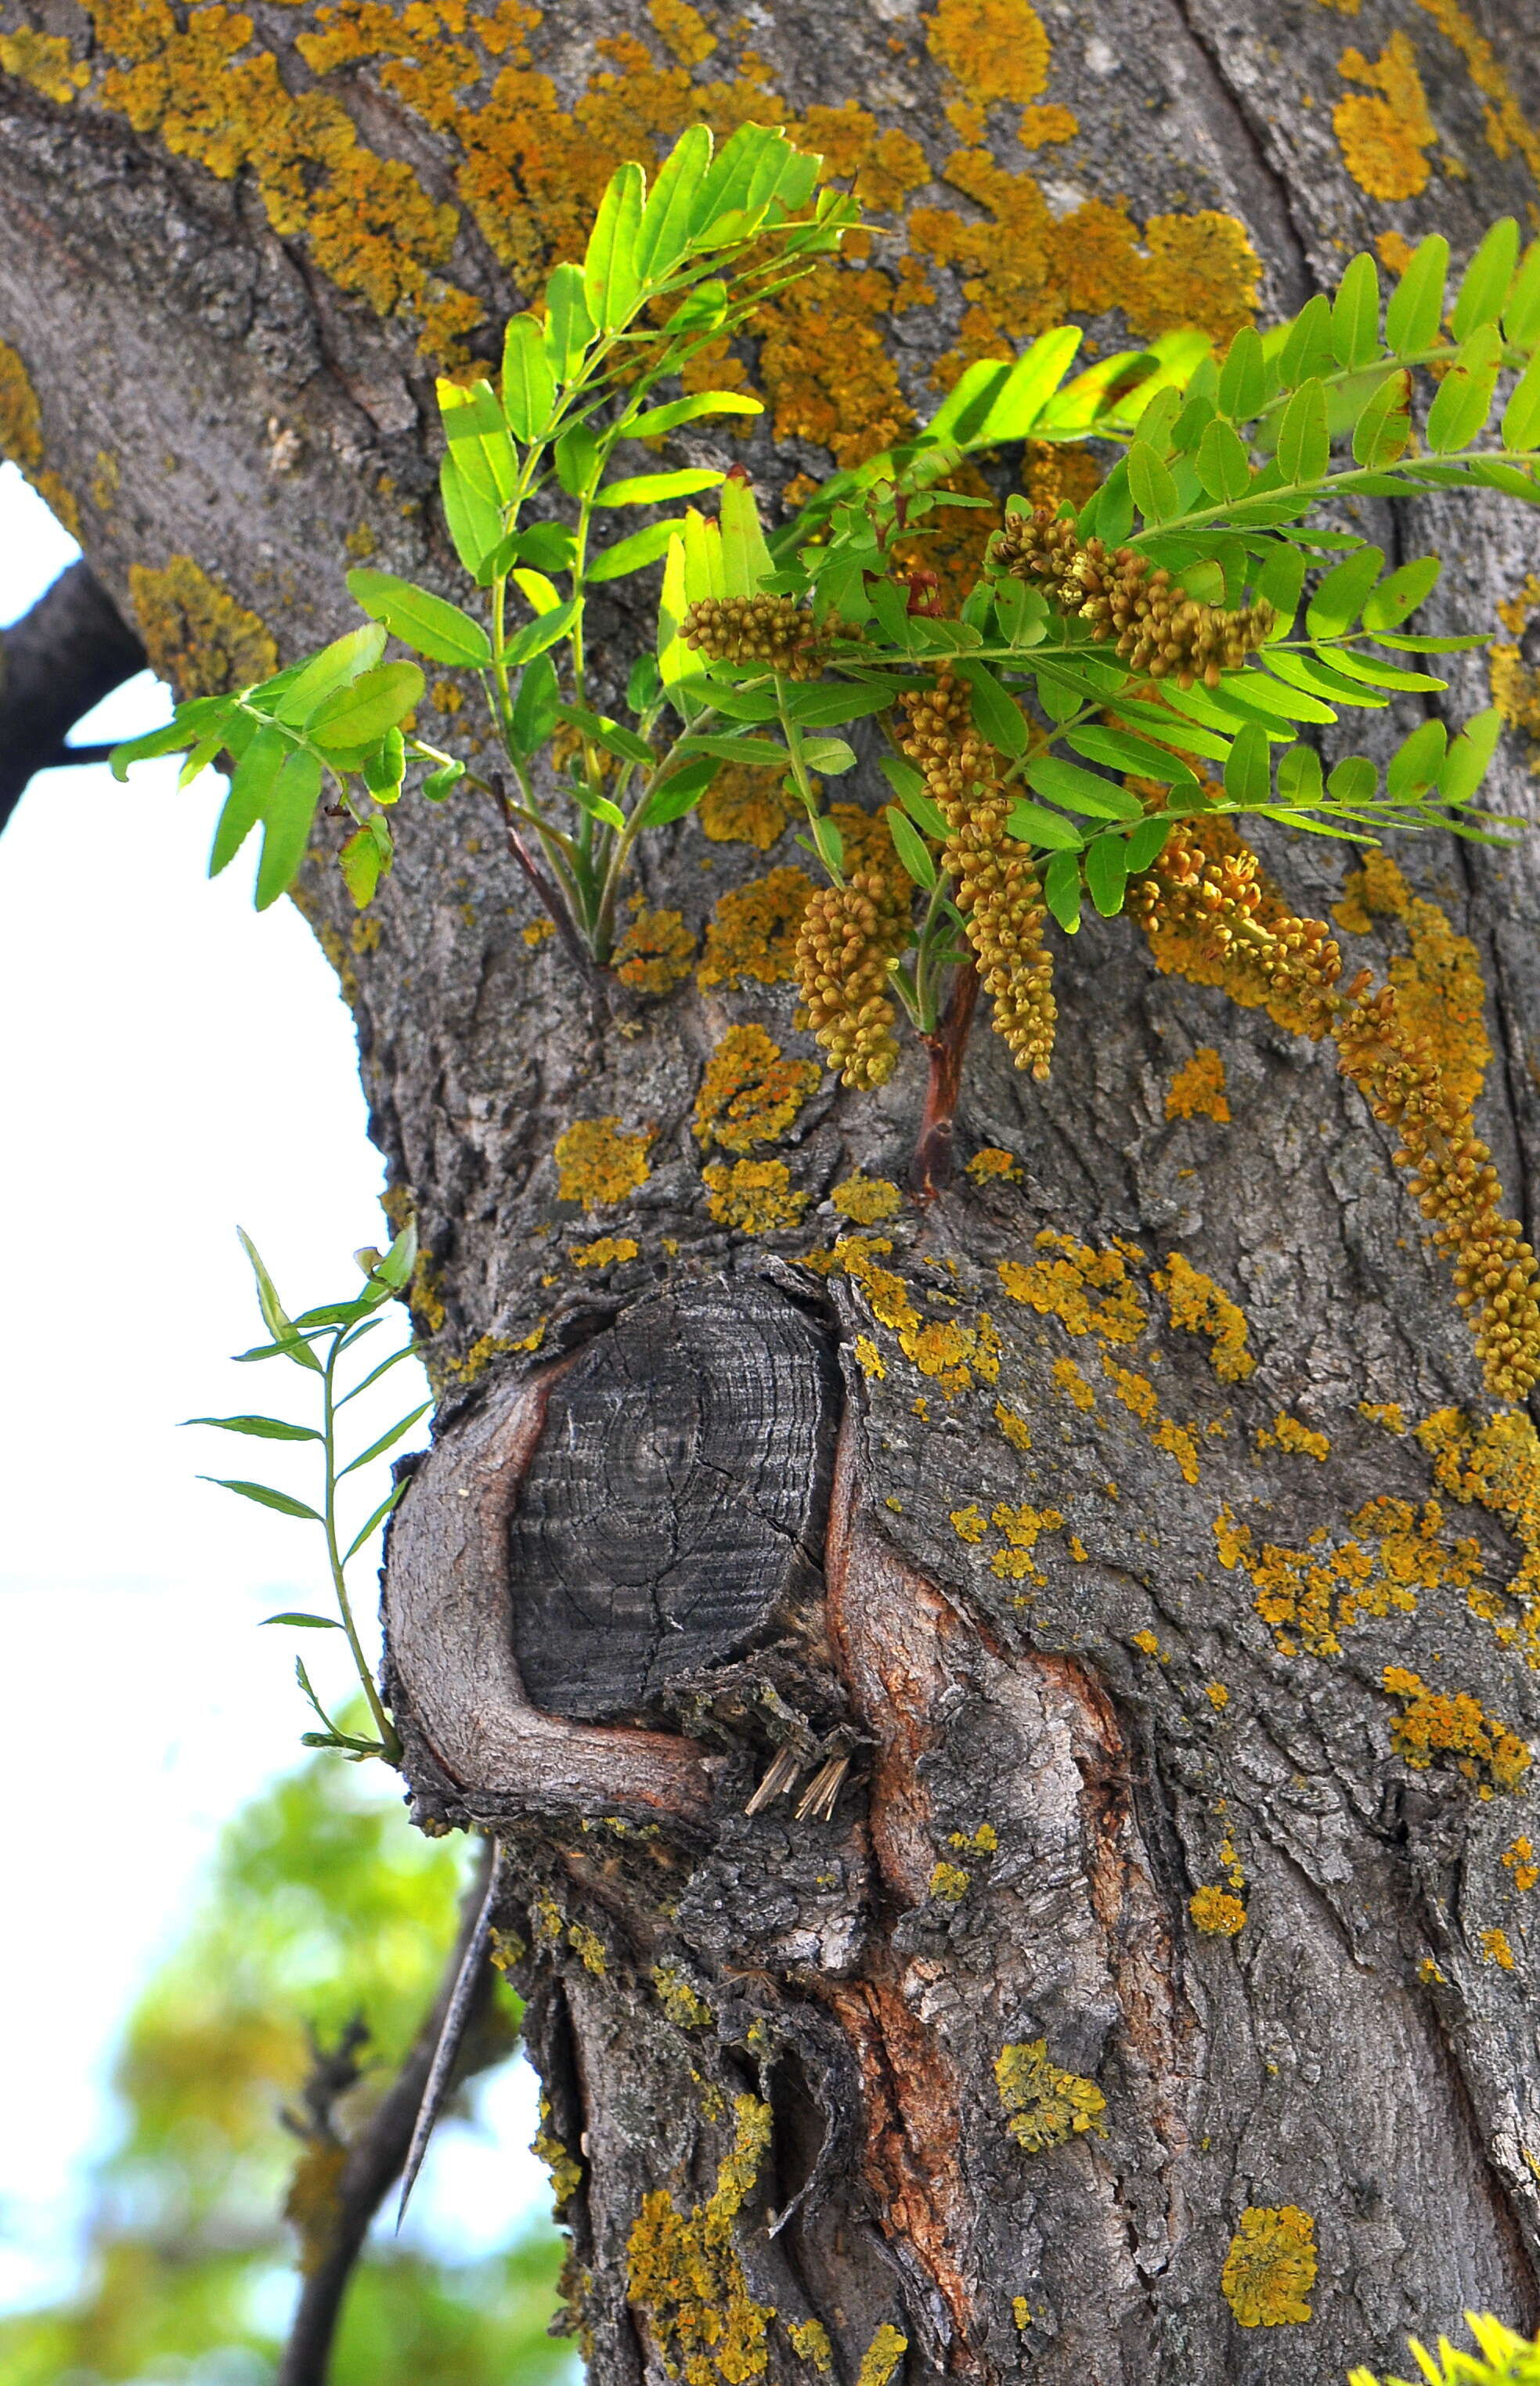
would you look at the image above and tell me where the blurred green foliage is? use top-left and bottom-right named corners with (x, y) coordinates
top-left (0, 1745), bottom-right (568, 2384)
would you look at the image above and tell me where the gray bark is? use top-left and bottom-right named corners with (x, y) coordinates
top-left (6, 2), bottom-right (1540, 2379)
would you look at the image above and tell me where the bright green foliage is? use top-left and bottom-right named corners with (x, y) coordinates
top-left (1351, 2312), bottom-right (1540, 2384)
top-left (0, 1749), bottom-right (562, 2386)
top-left (114, 150), bottom-right (1538, 1049)
top-left (187, 1222), bottom-right (423, 1762)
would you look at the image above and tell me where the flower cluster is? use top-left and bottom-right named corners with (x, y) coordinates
top-left (1129, 818), bottom-right (1341, 1041)
top-left (794, 872), bottom-right (904, 1087)
top-left (993, 505), bottom-right (1275, 689)
top-left (900, 671), bottom-right (1056, 1075)
top-left (682, 594), bottom-right (843, 680)
top-left (1336, 976), bottom-right (1540, 1402)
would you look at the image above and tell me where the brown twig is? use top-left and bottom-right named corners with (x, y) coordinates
top-left (910, 962), bottom-right (979, 1203)
top-left (490, 774), bottom-right (593, 980)
top-left (276, 1838), bottom-right (501, 2386)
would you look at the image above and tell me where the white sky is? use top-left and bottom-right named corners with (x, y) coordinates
top-left (0, 464), bottom-right (548, 2313)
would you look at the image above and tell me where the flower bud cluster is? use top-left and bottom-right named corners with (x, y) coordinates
top-left (994, 507), bottom-right (1275, 690)
top-left (900, 672), bottom-right (1056, 1076)
top-left (1336, 976), bottom-right (1540, 1402)
top-left (682, 594), bottom-right (843, 680)
top-left (795, 872), bottom-right (903, 1088)
top-left (1129, 818), bottom-right (1340, 1041)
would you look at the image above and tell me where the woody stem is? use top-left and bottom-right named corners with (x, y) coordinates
top-left (910, 961), bottom-right (979, 1204)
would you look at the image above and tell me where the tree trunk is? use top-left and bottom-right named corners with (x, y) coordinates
top-left (7, 2), bottom-right (1540, 2378)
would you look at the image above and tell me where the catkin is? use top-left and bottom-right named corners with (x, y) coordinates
top-left (1128, 818), bottom-right (1340, 1041)
top-left (682, 594), bottom-right (845, 680)
top-left (795, 872), bottom-right (903, 1087)
top-left (994, 506), bottom-right (1275, 690)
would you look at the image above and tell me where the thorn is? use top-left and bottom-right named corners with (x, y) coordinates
top-left (395, 1847), bottom-right (501, 2229)
top-left (744, 1745), bottom-right (801, 1815)
top-left (795, 1753), bottom-right (849, 1823)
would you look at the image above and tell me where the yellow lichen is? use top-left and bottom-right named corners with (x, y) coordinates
top-left (1052, 1355), bottom-right (1096, 1412)
top-left (1166, 1048), bottom-right (1232, 1124)
top-left (787, 2318), bottom-right (835, 2374)
top-left (648, 0), bottom-right (716, 67)
top-left (1360, 1401), bottom-right (1407, 1435)
top-left (1155, 1253), bottom-right (1254, 1383)
top-left (698, 767), bottom-right (793, 851)
top-left (554, 1117), bottom-right (653, 1210)
top-left (0, 27), bottom-right (91, 102)
top-left (1503, 1836), bottom-right (1539, 1892)
top-left (1416, 1407), bottom-right (1540, 1662)
top-left (533, 2094), bottom-right (584, 2213)
top-left (1256, 1413), bottom-right (1331, 1462)
top-left (697, 868), bottom-right (813, 991)
top-left (1190, 1886), bottom-right (1247, 1937)
top-left (1131, 1628), bottom-right (1163, 1657)
top-left (283, 2139), bottom-right (346, 2276)
top-left (951, 1504), bottom-right (988, 1543)
top-left (0, 336), bottom-right (43, 472)
top-left (128, 556), bottom-right (279, 698)
top-left (626, 2094), bottom-right (775, 2386)
top-left (703, 1158), bottom-right (808, 1233)
top-left (613, 904), bottom-right (695, 995)
top-left (522, 916), bottom-right (556, 948)
top-left (1221, 2207), bottom-right (1318, 2328)
top-left (1206, 1682), bottom-right (1231, 1709)
top-left (1418, 1955), bottom-right (1447, 1984)
top-left (567, 1920), bottom-right (608, 1976)
top-left (570, 1235), bottom-right (640, 1269)
top-left (854, 1334), bottom-right (886, 1381)
top-left (967, 1146), bottom-right (1019, 1182)
top-left (997, 1232), bottom-right (1148, 1345)
top-left (1410, 0), bottom-right (1540, 186)
top-left (929, 0), bottom-right (1050, 105)
top-left (830, 1173), bottom-right (903, 1225)
top-left (1333, 33), bottom-right (1437, 201)
top-left (651, 1961), bottom-right (713, 2028)
top-left (1382, 1665), bottom-right (1531, 1793)
top-left (1491, 577), bottom-right (1540, 774)
top-left (989, 1500), bottom-right (1063, 1582)
top-left (994, 1400), bottom-right (1032, 1450)
top-left (1216, 1497), bottom-right (1479, 1659)
top-left (856, 2324), bottom-right (909, 2386)
top-left (929, 1859), bottom-right (971, 1902)
top-left (1102, 1357), bottom-right (1160, 1424)
top-left (1480, 1926), bottom-right (1517, 1969)
top-left (994, 2039), bottom-right (1107, 2155)
top-left (692, 1023), bottom-right (820, 1153)
top-left (1153, 1418), bottom-right (1201, 1484)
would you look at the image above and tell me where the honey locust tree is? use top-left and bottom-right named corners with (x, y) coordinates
top-left (5, 4), bottom-right (1540, 2383)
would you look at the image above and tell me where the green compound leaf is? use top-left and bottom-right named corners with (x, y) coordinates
top-left (1195, 417), bottom-right (1252, 504)
top-left (1362, 554), bottom-right (1441, 631)
top-left (1450, 216), bottom-right (1520, 340)
top-left (1306, 545), bottom-right (1384, 636)
top-left (307, 662), bottom-right (425, 754)
top-left (1217, 325), bottom-right (1267, 421)
top-left (634, 121), bottom-right (713, 283)
top-left (1043, 846), bottom-right (1082, 933)
top-left (1062, 724), bottom-right (1196, 785)
top-left (271, 623), bottom-right (388, 726)
top-left (1384, 233), bottom-right (1448, 355)
top-left (595, 468), bottom-right (725, 507)
top-left (1387, 717), bottom-right (1448, 798)
top-left (1275, 377), bottom-right (1329, 485)
top-left (1025, 754), bottom-right (1142, 821)
top-left (583, 157), bottom-right (644, 329)
top-left (1330, 252), bottom-right (1381, 371)
top-left (628, 391), bottom-right (763, 438)
top-left (255, 746), bottom-right (323, 911)
top-left (543, 258), bottom-right (596, 381)
top-left (1506, 239), bottom-right (1540, 352)
top-left (346, 569), bottom-right (492, 670)
top-left (201, 1477), bottom-right (323, 1521)
top-left (1083, 832), bottom-right (1131, 917)
top-left (1127, 439), bottom-right (1181, 522)
top-left (500, 311), bottom-right (556, 441)
top-left (1276, 293), bottom-right (1333, 392)
top-left (1438, 706), bottom-right (1503, 803)
top-left (1005, 798), bottom-right (1084, 852)
top-left (1502, 352), bottom-right (1540, 453)
top-left (1223, 718), bottom-right (1270, 809)
top-left (210, 722), bottom-right (286, 879)
top-left (261, 1612), bottom-right (343, 1629)
top-left (885, 805), bottom-right (937, 888)
top-left (184, 1413), bottom-right (321, 1440)
top-left (1426, 322), bottom-right (1502, 452)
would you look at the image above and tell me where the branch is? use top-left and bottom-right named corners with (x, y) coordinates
top-left (910, 962), bottom-right (979, 1203)
top-left (276, 1838), bottom-right (502, 2386)
top-left (0, 563), bottom-right (146, 832)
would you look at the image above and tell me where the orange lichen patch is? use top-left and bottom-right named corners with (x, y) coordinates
top-left (0, 27), bottom-right (91, 100)
top-left (967, 1146), bottom-right (1020, 1182)
top-left (698, 868), bottom-right (813, 992)
top-left (1334, 852), bottom-right (1490, 1110)
top-left (1221, 2207), bottom-right (1317, 2328)
top-left (1017, 103), bottom-right (1078, 147)
top-left (989, 1499), bottom-right (1063, 1582)
top-left (798, 99), bottom-right (932, 214)
top-left (554, 1117), bottom-right (654, 1210)
top-left (1416, 1407), bottom-right (1540, 1661)
top-left (612, 904), bottom-right (695, 994)
top-left (1102, 1357), bottom-right (1159, 1424)
top-left (911, 156), bottom-right (1258, 381)
top-left (1022, 438), bottom-right (1101, 514)
top-left (1360, 1400), bottom-right (1407, 1434)
top-left (691, 1023), bottom-right (820, 1152)
top-left (1190, 1886), bottom-right (1246, 1936)
top-left (998, 1231), bottom-right (1148, 1345)
top-left (1411, 0), bottom-right (1540, 186)
top-left (1256, 1413), bottom-right (1331, 1461)
top-left (754, 256), bottom-right (916, 466)
top-left (569, 1235), bottom-right (640, 1269)
top-left (1131, 1627), bottom-right (1163, 1657)
top-left (1053, 1355), bottom-right (1096, 1412)
top-left (128, 557), bottom-right (279, 697)
top-left (1214, 1496), bottom-right (1479, 1657)
top-left (87, 0), bottom-right (475, 357)
top-left (1503, 1836), bottom-right (1539, 1891)
top-left (1155, 1253), bottom-right (1253, 1383)
top-left (831, 1173), bottom-right (904, 1225)
top-left (702, 1157), bottom-right (809, 1233)
top-left (698, 767), bottom-right (793, 850)
top-left (1206, 1682), bottom-right (1230, 1709)
top-left (994, 2039), bottom-right (1106, 2153)
top-left (648, 0), bottom-right (716, 66)
top-left (854, 1334), bottom-right (886, 1380)
top-left (1153, 1419), bottom-right (1200, 1484)
top-left (1166, 1048), bottom-right (1231, 1124)
top-left (1376, 229), bottom-right (1418, 276)
top-left (1382, 1665), bottom-right (1531, 1793)
top-left (994, 1400), bottom-right (1032, 1450)
top-left (1480, 1925), bottom-right (1517, 1968)
top-left (1491, 576), bottom-right (1540, 771)
top-left (1334, 33), bottom-right (1437, 201)
top-left (817, 1236), bottom-right (999, 1391)
top-left (929, 0), bottom-right (1050, 105)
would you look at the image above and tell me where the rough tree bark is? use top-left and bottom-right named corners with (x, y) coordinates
top-left (5, 2), bottom-right (1540, 2380)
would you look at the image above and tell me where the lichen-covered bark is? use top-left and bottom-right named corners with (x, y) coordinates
top-left (7, 1), bottom-right (1540, 2377)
